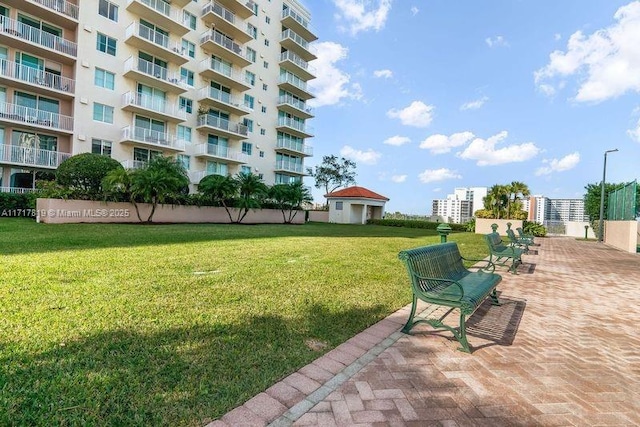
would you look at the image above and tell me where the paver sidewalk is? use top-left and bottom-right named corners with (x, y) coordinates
top-left (208, 238), bottom-right (640, 426)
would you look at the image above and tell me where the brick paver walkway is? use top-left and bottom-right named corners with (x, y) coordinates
top-left (208, 238), bottom-right (640, 426)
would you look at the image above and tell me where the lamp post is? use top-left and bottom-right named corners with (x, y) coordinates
top-left (598, 148), bottom-right (618, 243)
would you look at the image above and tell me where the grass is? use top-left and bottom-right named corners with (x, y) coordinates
top-left (0, 219), bottom-right (488, 426)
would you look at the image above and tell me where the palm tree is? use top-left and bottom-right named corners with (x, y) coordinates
top-left (508, 181), bottom-right (530, 219)
top-left (198, 174), bottom-right (239, 222)
top-left (487, 184), bottom-right (510, 219)
top-left (269, 181), bottom-right (313, 223)
top-left (235, 172), bottom-right (267, 223)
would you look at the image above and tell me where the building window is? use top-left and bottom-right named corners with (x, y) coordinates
top-left (94, 68), bottom-right (115, 90)
top-left (91, 139), bottom-right (112, 156)
top-left (183, 10), bottom-right (196, 30)
top-left (263, 61), bottom-right (269, 69)
top-left (245, 71), bottom-right (255, 86)
top-left (247, 24), bottom-right (257, 39)
top-left (262, 83), bottom-right (268, 91)
top-left (242, 118), bottom-right (253, 132)
top-left (246, 47), bottom-right (256, 63)
top-left (98, 0), bottom-right (118, 21)
top-left (93, 103), bottom-right (114, 123)
top-left (177, 125), bottom-right (192, 143)
top-left (241, 165), bottom-right (251, 174)
top-left (242, 142), bottom-right (252, 155)
top-left (180, 68), bottom-right (194, 86)
top-left (260, 129), bottom-right (266, 135)
top-left (261, 106), bottom-right (267, 113)
top-left (251, 3), bottom-right (258, 15)
top-left (336, 201), bottom-right (343, 211)
top-left (182, 39), bottom-right (195, 58)
top-left (258, 173), bottom-right (264, 179)
top-left (177, 154), bottom-right (190, 170)
top-left (259, 151), bottom-right (265, 158)
top-left (179, 97), bottom-right (193, 113)
top-left (243, 94), bottom-right (254, 109)
top-left (96, 33), bottom-right (117, 56)
top-left (265, 16), bottom-right (271, 24)
top-left (264, 39), bottom-right (269, 46)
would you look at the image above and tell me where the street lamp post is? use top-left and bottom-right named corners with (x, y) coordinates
top-left (598, 148), bottom-right (619, 243)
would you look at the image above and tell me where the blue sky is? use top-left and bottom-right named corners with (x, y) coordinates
top-left (300, 0), bottom-right (640, 214)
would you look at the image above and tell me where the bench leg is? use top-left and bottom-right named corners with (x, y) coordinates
top-left (455, 311), bottom-right (471, 353)
top-left (401, 294), bottom-right (419, 334)
top-left (489, 288), bottom-right (501, 306)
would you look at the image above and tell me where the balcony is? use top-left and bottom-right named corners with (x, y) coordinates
top-left (280, 29), bottom-right (316, 62)
top-left (275, 160), bottom-right (306, 175)
top-left (196, 114), bottom-right (248, 140)
top-left (22, 0), bottom-right (79, 28)
top-left (120, 126), bottom-right (185, 152)
top-left (125, 22), bottom-right (189, 65)
top-left (121, 159), bottom-right (148, 170)
top-left (201, 2), bottom-right (252, 44)
top-left (0, 59), bottom-right (75, 99)
top-left (121, 92), bottom-right (187, 123)
top-left (213, 0), bottom-right (255, 19)
top-left (123, 57), bottom-right (188, 94)
top-left (278, 72), bottom-right (314, 100)
top-left (194, 143), bottom-right (248, 163)
top-left (279, 50), bottom-right (315, 81)
top-left (276, 138), bottom-right (313, 157)
top-left (277, 94), bottom-right (313, 119)
top-left (126, 0), bottom-right (190, 36)
top-left (276, 117), bottom-right (313, 139)
top-left (0, 16), bottom-right (77, 63)
top-left (200, 30), bottom-right (251, 67)
top-left (281, 7), bottom-right (317, 42)
top-left (198, 87), bottom-right (250, 116)
top-left (0, 102), bottom-right (73, 134)
top-left (0, 144), bottom-right (71, 169)
top-left (198, 58), bottom-right (250, 92)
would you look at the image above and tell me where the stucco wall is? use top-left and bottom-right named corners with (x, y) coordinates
top-left (604, 220), bottom-right (638, 253)
top-left (565, 222), bottom-right (597, 239)
top-left (36, 199), bottom-right (304, 224)
top-left (308, 211), bottom-right (329, 222)
top-left (475, 218), bottom-right (523, 235)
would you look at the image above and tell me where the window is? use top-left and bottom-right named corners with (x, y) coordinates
top-left (263, 61), bottom-right (269, 69)
top-left (259, 151), bottom-right (265, 158)
top-left (183, 11), bottom-right (196, 30)
top-left (260, 129), bottom-right (266, 135)
top-left (335, 202), bottom-right (343, 211)
top-left (243, 94), bottom-right (254, 109)
top-left (245, 71), bottom-right (255, 86)
top-left (261, 106), bottom-right (267, 113)
top-left (247, 24), bottom-right (257, 39)
top-left (251, 3), bottom-right (258, 15)
top-left (242, 118), bottom-right (253, 132)
top-left (265, 16), bottom-right (271, 24)
top-left (92, 139), bottom-right (112, 156)
top-left (93, 103), bottom-right (114, 123)
top-left (98, 0), bottom-right (118, 21)
top-left (179, 97), bottom-right (193, 113)
top-left (97, 33), bottom-right (117, 56)
top-left (246, 47), bottom-right (256, 63)
top-left (134, 147), bottom-right (162, 164)
top-left (241, 165), bottom-right (251, 175)
top-left (94, 68), bottom-right (115, 90)
top-left (258, 173), bottom-right (264, 180)
top-left (182, 39), bottom-right (195, 58)
top-left (242, 142), bottom-right (252, 155)
top-left (180, 68), bottom-right (194, 86)
top-left (264, 39), bottom-right (270, 46)
top-left (177, 125), bottom-right (192, 143)
top-left (177, 154), bottom-right (190, 170)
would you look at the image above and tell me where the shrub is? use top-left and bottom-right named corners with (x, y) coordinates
top-left (465, 218), bottom-right (476, 232)
top-left (0, 192), bottom-right (36, 213)
top-left (55, 153), bottom-right (124, 200)
top-left (367, 219), bottom-right (467, 232)
top-left (523, 221), bottom-right (547, 237)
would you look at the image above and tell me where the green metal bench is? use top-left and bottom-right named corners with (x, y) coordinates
top-left (484, 232), bottom-right (524, 274)
top-left (506, 228), bottom-right (530, 253)
top-left (398, 242), bottom-right (502, 353)
top-left (516, 227), bottom-right (535, 245)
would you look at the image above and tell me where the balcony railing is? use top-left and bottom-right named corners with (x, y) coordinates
top-left (195, 143), bottom-right (248, 162)
top-left (199, 87), bottom-right (249, 111)
top-left (0, 16), bottom-right (77, 57)
top-left (276, 138), bottom-right (313, 156)
top-left (124, 56), bottom-right (186, 88)
top-left (277, 117), bottom-right (312, 135)
top-left (0, 186), bottom-right (36, 193)
top-left (138, 0), bottom-right (172, 18)
top-left (122, 92), bottom-right (187, 120)
top-left (0, 144), bottom-right (71, 168)
top-left (121, 160), bottom-right (148, 169)
top-left (280, 50), bottom-right (315, 73)
top-left (275, 160), bottom-right (305, 174)
top-left (281, 28), bottom-right (309, 50)
top-left (197, 114), bottom-right (248, 136)
top-left (0, 101), bottom-right (74, 132)
top-left (31, 0), bottom-right (79, 20)
top-left (281, 7), bottom-right (312, 32)
top-left (0, 58), bottom-right (75, 94)
top-left (122, 126), bottom-right (185, 150)
top-left (126, 22), bottom-right (185, 54)
top-left (203, 1), bottom-right (236, 25)
top-left (279, 72), bottom-right (309, 92)
top-left (200, 30), bottom-right (245, 57)
top-left (278, 94), bottom-right (312, 114)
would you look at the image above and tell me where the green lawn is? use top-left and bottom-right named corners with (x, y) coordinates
top-left (0, 219), bottom-right (487, 426)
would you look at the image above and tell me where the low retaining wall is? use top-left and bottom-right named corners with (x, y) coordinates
top-left (605, 220), bottom-right (638, 253)
top-left (475, 218), bottom-right (523, 235)
top-left (35, 198), bottom-right (304, 224)
top-left (307, 210), bottom-right (329, 222)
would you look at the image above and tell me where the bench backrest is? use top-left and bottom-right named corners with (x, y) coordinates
top-left (506, 228), bottom-right (519, 243)
top-left (398, 242), bottom-right (468, 294)
top-left (484, 232), bottom-right (509, 252)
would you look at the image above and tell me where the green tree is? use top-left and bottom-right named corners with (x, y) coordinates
top-left (197, 174), bottom-right (239, 222)
top-left (306, 155), bottom-right (356, 197)
top-left (484, 184), bottom-right (510, 219)
top-left (55, 153), bottom-right (123, 200)
top-left (269, 182), bottom-right (313, 223)
top-left (507, 181), bottom-right (530, 219)
top-left (235, 172), bottom-right (268, 223)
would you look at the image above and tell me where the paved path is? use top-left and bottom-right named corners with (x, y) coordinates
top-left (208, 238), bottom-right (640, 426)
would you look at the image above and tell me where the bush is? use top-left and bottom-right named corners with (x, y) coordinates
top-left (0, 192), bottom-right (36, 213)
top-left (367, 219), bottom-right (467, 232)
top-left (465, 218), bottom-right (476, 232)
top-left (523, 221), bottom-right (547, 237)
top-left (55, 153), bottom-right (124, 200)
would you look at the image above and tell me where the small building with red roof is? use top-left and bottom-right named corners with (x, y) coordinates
top-left (324, 186), bottom-right (389, 224)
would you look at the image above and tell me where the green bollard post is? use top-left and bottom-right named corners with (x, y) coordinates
top-left (584, 225), bottom-right (589, 239)
top-left (437, 223), bottom-right (452, 243)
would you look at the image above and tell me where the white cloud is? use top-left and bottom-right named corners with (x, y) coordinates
top-left (460, 96), bottom-right (489, 111)
top-left (387, 101), bottom-right (435, 127)
top-left (535, 2), bottom-right (640, 102)
top-left (411, 6), bottom-right (419, 16)
top-left (554, 33), bottom-right (562, 41)
top-left (419, 131), bottom-right (475, 154)
top-left (373, 69), bottom-right (393, 78)
top-left (485, 35), bottom-right (509, 48)
top-left (308, 42), bottom-right (361, 108)
top-left (391, 175), bottom-right (407, 183)
top-left (537, 83), bottom-right (557, 96)
top-left (535, 152), bottom-right (581, 175)
top-left (628, 117), bottom-right (640, 142)
top-left (418, 168), bottom-right (462, 183)
top-left (333, 0), bottom-right (392, 35)
top-left (340, 145), bottom-right (382, 165)
top-left (457, 131), bottom-right (541, 166)
top-left (383, 135), bottom-right (411, 146)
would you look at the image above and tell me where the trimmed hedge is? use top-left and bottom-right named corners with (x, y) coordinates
top-left (0, 192), bottom-right (36, 213)
top-left (367, 218), bottom-right (467, 232)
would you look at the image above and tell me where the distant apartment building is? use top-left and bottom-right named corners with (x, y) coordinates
top-left (0, 0), bottom-right (316, 192)
top-left (431, 186), bottom-right (488, 224)
top-left (526, 196), bottom-right (589, 223)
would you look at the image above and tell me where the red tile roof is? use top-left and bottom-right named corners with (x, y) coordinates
top-left (325, 186), bottom-right (389, 201)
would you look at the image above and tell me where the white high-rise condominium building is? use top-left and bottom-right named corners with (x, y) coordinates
top-left (431, 187), bottom-right (488, 224)
top-left (0, 0), bottom-right (316, 192)
top-left (526, 196), bottom-right (588, 223)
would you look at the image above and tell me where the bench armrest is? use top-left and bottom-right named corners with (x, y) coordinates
top-left (411, 274), bottom-right (464, 302)
top-left (461, 256), bottom-right (496, 273)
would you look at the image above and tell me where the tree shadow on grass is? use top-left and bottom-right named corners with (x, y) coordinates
top-left (0, 303), bottom-right (389, 426)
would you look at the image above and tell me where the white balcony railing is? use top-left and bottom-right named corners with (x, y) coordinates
top-left (281, 28), bottom-right (309, 50)
top-left (281, 7), bottom-right (315, 34)
top-left (121, 126), bottom-right (185, 150)
top-left (197, 114), bottom-right (248, 136)
top-left (195, 143), bottom-right (248, 162)
top-left (199, 57), bottom-right (246, 83)
top-left (277, 117), bottom-right (313, 135)
top-left (32, 0), bottom-right (79, 20)
top-left (276, 138), bottom-right (313, 156)
top-left (122, 92), bottom-right (187, 120)
top-left (126, 22), bottom-right (185, 55)
top-left (0, 144), bottom-right (71, 168)
top-left (199, 87), bottom-right (249, 111)
top-left (0, 58), bottom-right (75, 94)
top-left (203, 2), bottom-right (235, 25)
top-left (280, 50), bottom-right (315, 73)
top-left (279, 72), bottom-right (310, 93)
top-left (0, 16), bottom-right (77, 57)
top-left (275, 160), bottom-right (305, 174)
top-left (121, 160), bottom-right (148, 170)
top-left (200, 30), bottom-right (245, 57)
top-left (0, 102), bottom-right (74, 132)
top-left (124, 57), bottom-right (187, 88)
top-left (278, 94), bottom-right (312, 115)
